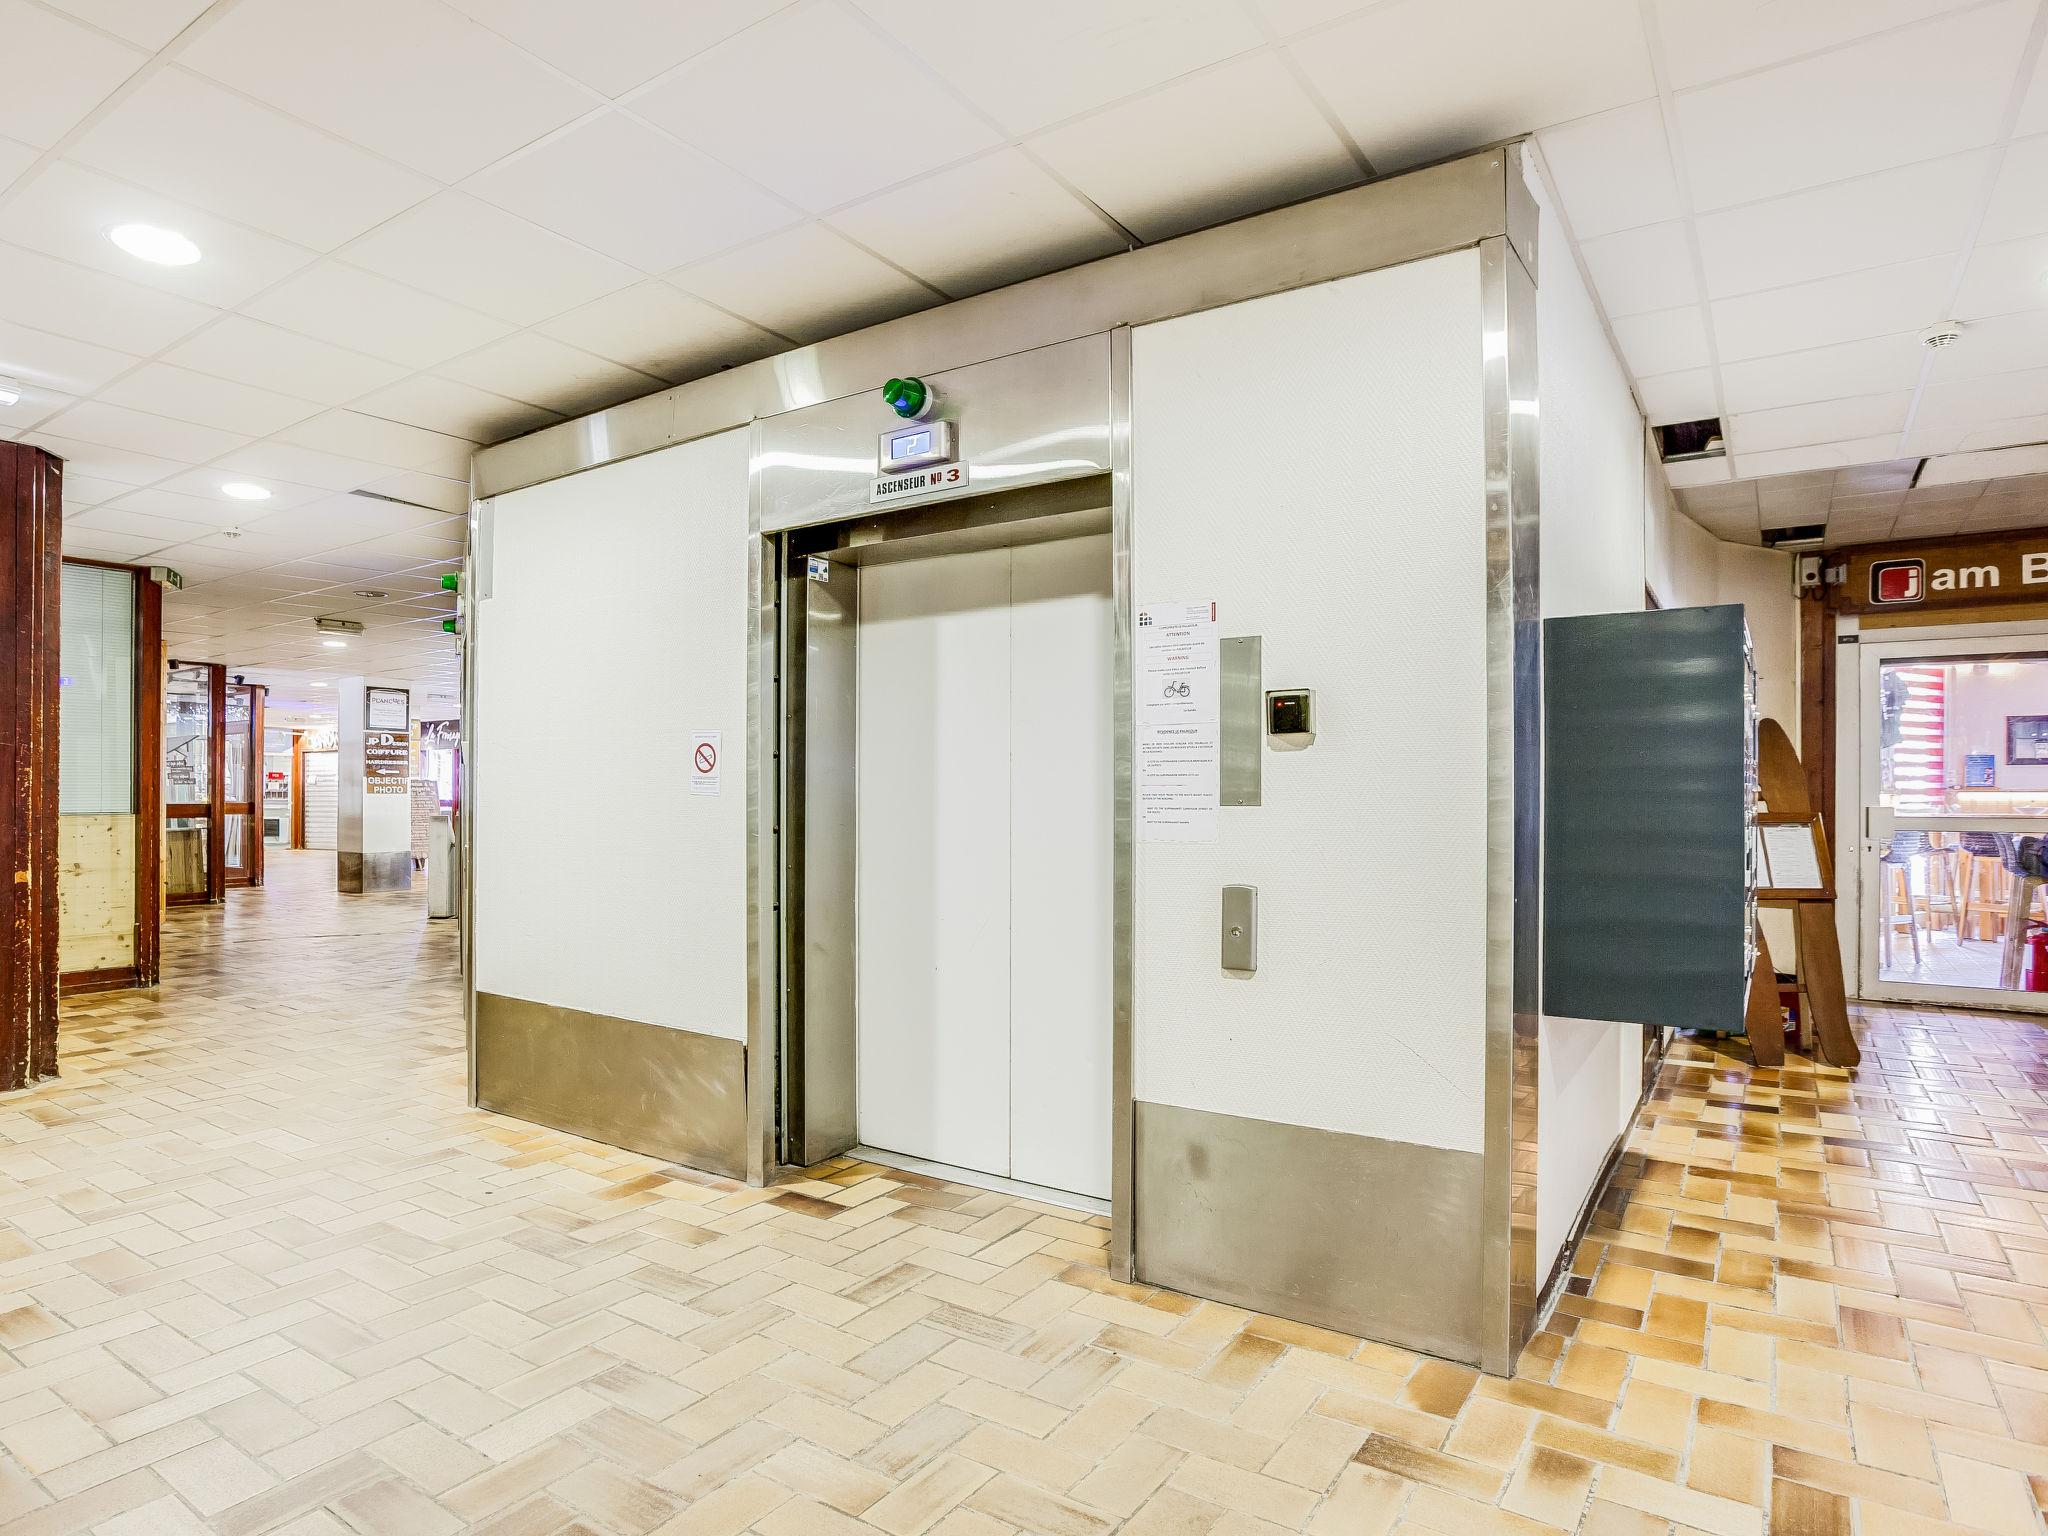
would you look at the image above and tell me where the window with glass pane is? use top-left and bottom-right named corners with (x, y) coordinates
top-left (225, 686), bottom-right (253, 801)
top-left (165, 665), bottom-right (210, 803)
top-left (59, 564), bottom-right (134, 815)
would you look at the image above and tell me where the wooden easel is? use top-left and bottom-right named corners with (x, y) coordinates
top-left (1745, 719), bottom-right (1860, 1068)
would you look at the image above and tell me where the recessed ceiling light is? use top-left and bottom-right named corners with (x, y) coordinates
top-left (0, 378), bottom-right (20, 408)
top-left (322, 639), bottom-right (347, 649)
top-left (221, 481), bottom-right (270, 501)
top-left (107, 223), bottom-right (201, 267)
top-left (311, 681), bottom-right (328, 688)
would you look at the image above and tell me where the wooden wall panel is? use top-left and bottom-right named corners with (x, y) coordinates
top-left (58, 813), bottom-right (136, 973)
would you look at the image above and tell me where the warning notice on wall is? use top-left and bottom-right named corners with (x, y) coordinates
top-left (1136, 600), bottom-right (1219, 842)
top-left (690, 730), bottom-right (721, 796)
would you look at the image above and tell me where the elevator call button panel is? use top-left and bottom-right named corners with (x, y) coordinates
top-left (879, 418), bottom-right (955, 474)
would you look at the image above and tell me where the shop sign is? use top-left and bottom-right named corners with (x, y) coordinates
top-left (1833, 537), bottom-right (2048, 615)
top-left (364, 730), bottom-right (410, 794)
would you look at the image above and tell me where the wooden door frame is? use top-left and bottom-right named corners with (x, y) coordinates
top-left (224, 683), bottom-right (264, 888)
top-left (291, 730), bottom-right (307, 849)
top-left (166, 659), bottom-right (226, 906)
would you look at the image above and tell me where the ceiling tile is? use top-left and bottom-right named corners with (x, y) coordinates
top-left (179, 0), bottom-right (600, 182)
top-left (468, 110), bottom-right (795, 273)
top-left (1027, 53), bottom-right (1358, 245)
top-left (671, 223), bottom-right (933, 343)
top-left (1242, 0), bottom-right (1375, 33)
top-left (1914, 367), bottom-right (2048, 433)
top-left (59, 474), bottom-right (129, 509)
top-left (1729, 392), bottom-right (1913, 455)
top-left (0, 383), bottom-right (77, 434)
top-left (1693, 150), bottom-right (1993, 299)
top-left (1951, 234), bottom-right (2048, 321)
top-left (1673, 0), bottom-right (2033, 211)
top-left (1978, 134), bottom-right (2048, 245)
top-left (1533, 101), bottom-right (1681, 241)
top-left (1730, 434), bottom-right (1902, 478)
top-left (351, 375), bottom-right (560, 444)
top-left (1929, 309), bottom-right (2048, 381)
top-left (1635, 367), bottom-right (1719, 426)
top-left (159, 316), bottom-right (409, 405)
top-left (537, 280), bottom-right (784, 382)
top-left (242, 262), bottom-right (513, 370)
top-left (0, 240), bottom-right (215, 355)
top-left (38, 0), bottom-right (212, 49)
top-left (1653, 0), bottom-right (1984, 91)
top-left (2014, 28), bottom-right (2048, 136)
top-left (353, 471), bottom-right (471, 516)
top-left (96, 363), bottom-right (323, 437)
top-left (61, 526), bottom-right (167, 559)
top-left (0, 136), bottom-right (39, 188)
top-left (275, 410), bottom-right (475, 476)
top-left (67, 68), bottom-right (438, 251)
top-left (1720, 333), bottom-right (1925, 414)
top-left (1579, 221), bottom-right (1699, 319)
top-left (1710, 255), bottom-right (1953, 362)
top-left (40, 398), bottom-right (248, 462)
top-left (853, 0), bottom-right (1261, 136)
top-left (0, 160), bottom-right (316, 310)
top-left (445, 0), bottom-right (793, 97)
top-left (0, 1), bottom-right (145, 149)
top-left (340, 192), bottom-right (639, 326)
top-left (128, 476), bottom-right (329, 517)
top-left (1609, 305), bottom-right (1712, 377)
top-left (1291, 0), bottom-right (1654, 175)
top-left (22, 432), bottom-right (188, 485)
top-left (1664, 456), bottom-right (1732, 488)
top-left (829, 150), bottom-right (1123, 298)
top-left (434, 332), bottom-right (662, 416)
top-left (632, 3), bottom-right (1000, 214)
top-left (65, 504), bottom-right (216, 545)
top-left (209, 440), bottom-right (392, 494)
top-left (0, 319), bottom-right (140, 396)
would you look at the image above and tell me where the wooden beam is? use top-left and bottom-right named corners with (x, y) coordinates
top-left (134, 573), bottom-right (162, 987)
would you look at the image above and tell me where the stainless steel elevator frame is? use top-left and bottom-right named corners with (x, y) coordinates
top-left (467, 142), bottom-right (1550, 1373)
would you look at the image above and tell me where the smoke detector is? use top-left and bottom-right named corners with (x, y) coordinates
top-left (1921, 320), bottom-right (1964, 349)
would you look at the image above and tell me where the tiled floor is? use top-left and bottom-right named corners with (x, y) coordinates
top-left (5, 854), bottom-right (2048, 1533)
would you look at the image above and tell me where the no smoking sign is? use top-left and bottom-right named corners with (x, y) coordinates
top-left (690, 730), bottom-right (721, 796)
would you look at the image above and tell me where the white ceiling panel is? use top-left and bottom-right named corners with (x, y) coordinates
top-left (538, 280), bottom-right (783, 381)
top-left (1578, 221), bottom-right (1700, 319)
top-left (0, 160), bottom-right (315, 309)
top-left (0, 1), bottom-right (145, 149)
top-left (1291, 0), bottom-right (1654, 174)
top-left (40, 398), bottom-right (247, 462)
top-left (1710, 255), bottom-right (1954, 362)
top-left (1635, 367), bottom-right (1719, 426)
top-left (340, 192), bottom-right (638, 327)
top-left (180, 0), bottom-right (599, 183)
top-left (0, 319), bottom-right (139, 396)
top-left (1729, 392), bottom-right (1913, 455)
top-left (468, 110), bottom-right (795, 274)
top-left (674, 224), bottom-right (934, 344)
top-left (1692, 151), bottom-right (1994, 299)
top-left (158, 316), bottom-right (409, 404)
top-left (148, 469), bottom-right (331, 511)
top-left (0, 383), bottom-right (77, 434)
top-left (446, 0), bottom-right (794, 98)
top-left (67, 68), bottom-right (438, 251)
top-left (1027, 53), bottom-right (1358, 245)
top-left (1950, 234), bottom-right (2048, 320)
top-left (209, 440), bottom-right (392, 494)
top-left (25, 434), bottom-right (186, 486)
top-left (59, 474), bottom-right (129, 509)
top-left (1914, 367), bottom-right (2048, 432)
top-left (1673, 1), bottom-right (2034, 211)
top-left (830, 150), bottom-right (1123, 298)
top-left (65, 504), bottom-right (215, 545)
top-left (434, 332), bottom-right (662, 415)
top-left (1652, 0), bottom-right (1983, 92)
top-left (1978, 135), bottom-right (2048, 245)
top-left (38, 0), bottom-right (211, 50)
top-left (1928, 309), bottom-right (2048, 380)
top-left (355, 471), bottom-right (470, 516)
top-left (95, 362), bottom-right (322, 437)
top-left (1730, 434), bottom-right (1905, 479)
top-left (61, 526), bottom-right (167, 559)
top-left (1532, 101), bottom-right (1682, 242)
top-left (242, 262), bottom-right (513, 370)
top-left (1609, 305), bottom-right (1713, 377)
top-left (275, 411), bottom-right (474, 478)
top-left (351, 375), bottom-right (559, 444)
top-left (0, 240), bottom-right (215, 355)
top-left (2015, 30), bottom-right (2048, 137)
top-left (1718, 332), bottom-right (1925, 414)
top-left (854, 0), bottom-right (1261, 136)
top-left (632, 3), bottom-right (999, 214)
top-left (0, 135), bottom-right (41, 188)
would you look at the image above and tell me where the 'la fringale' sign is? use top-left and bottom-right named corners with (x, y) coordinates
top-left (1837, 539), bottom-right (2048, 614)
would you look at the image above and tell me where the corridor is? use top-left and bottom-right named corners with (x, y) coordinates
top-left (0, 854), bottom-right (2044, 1534)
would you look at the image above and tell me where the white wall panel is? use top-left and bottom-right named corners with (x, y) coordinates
top-left (476, 428), bottom-right (750, 1037)
top-left (1009, 535), bottom-right (1114, 1198)
top-left (1130, 252), bottom-right (1490, 1153)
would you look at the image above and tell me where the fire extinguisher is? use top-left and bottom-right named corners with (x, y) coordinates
top-left (2026, 924), bottom-right (2048, 993)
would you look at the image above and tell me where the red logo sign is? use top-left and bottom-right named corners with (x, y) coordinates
top-left (1870, 559), bottom-right (1925, 604)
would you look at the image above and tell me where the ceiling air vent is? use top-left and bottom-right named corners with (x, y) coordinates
top-left (348, 487), bottom-right (449, 514)
top-left (1761, 524), bottom-right (1827, 551)
top-left (1655, 417), bottom-right (1724, 463)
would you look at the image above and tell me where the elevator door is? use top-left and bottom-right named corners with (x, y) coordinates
top-left (855, 533), bottom-right (1113, 1197)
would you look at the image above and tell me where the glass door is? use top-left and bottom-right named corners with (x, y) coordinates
top-left (223, 684), bottom-right (264, 886)
top-left (1857, 637), bottom-right (2048, 1012)
top-left (263, 728), bottom-right (293, 845)
top-left (164, 661), bottom-right (223, 905)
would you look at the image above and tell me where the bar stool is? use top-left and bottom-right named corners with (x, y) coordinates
top-left (1880, 830), bottom-right (1927, 968)
top-left (1957, 831), bottom-right (2007, 942)
top-left (1999, 835), bottom-right (2048, 989)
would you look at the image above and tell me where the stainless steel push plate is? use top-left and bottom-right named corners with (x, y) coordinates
top-left (1221, 885), bottom-right (1257, 973)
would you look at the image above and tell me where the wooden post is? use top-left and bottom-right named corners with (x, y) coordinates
top-left (0, 443), bottom-right (62, 1088)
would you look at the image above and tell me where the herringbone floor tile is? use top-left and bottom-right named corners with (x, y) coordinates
top-left (3, 851), bottom-right (2047, 1532)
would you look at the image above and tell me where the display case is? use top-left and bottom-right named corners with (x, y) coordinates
top-left (1543, 604), bottom-right (1758, 1032)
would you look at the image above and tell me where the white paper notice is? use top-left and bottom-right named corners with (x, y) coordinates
top-left (1136, 600), bottom-right (1220, 842)
top-left (1760, 821), bottom-right (1823, 890)
top-left (689, 731), bottom-right (721, 796)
